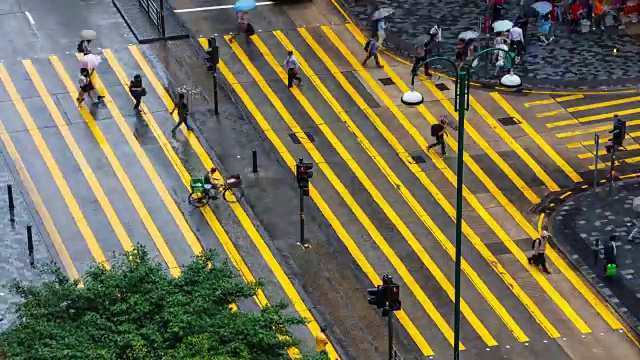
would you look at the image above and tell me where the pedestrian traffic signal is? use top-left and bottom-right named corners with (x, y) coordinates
top-left (367, 286), bottom-right (386, 309)
top-left (296, 158), bottom-right (313, 196)
top-left (611, 118), bottom-right (627, 148)
top-left (205, 37), bottom-right (219, 72)
top-left (388, 283), bottom-right (401, 311)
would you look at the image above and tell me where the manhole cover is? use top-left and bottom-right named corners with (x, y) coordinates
top-left (379, 77), bottom-right (395, 86)
top-left (411, 155), bottom-right (426, 164)
top-left (288, 132), bottom-right (316, 143)
top-left (435, 83), bottom-right (449, 91)
top-left (498, 116), bottom-right (521, 126)
top-left (304, 131), bottom-right (315, 143)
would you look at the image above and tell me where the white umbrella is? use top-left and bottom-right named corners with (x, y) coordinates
top-left (80, 30), bottom-right (97, 41)
top-left (79, 54), bottom-right (102, 69)
top-left (372, 7), bottom-right (394, 20)
top-left (493, 20), bottom-right (513, 33)
top-left (458, 30), bottom-right (479, 41)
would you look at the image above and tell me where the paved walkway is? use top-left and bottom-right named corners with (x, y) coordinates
top-left (338, 0), bottom-right (640, 90)
top-left (0, 150), bottom-right (52, 332)
top-left (550, 180), bottom-right (640, 335)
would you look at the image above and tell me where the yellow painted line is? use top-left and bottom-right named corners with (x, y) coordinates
top-left (342, 23), bottom-right (595, 335)
top-left (547, 108), bottom-right (640, 128)
top-left (23, 60), bottom-right (135, 254)
top-left (233, 32), bottom-right (448, 349)
top-left (563, 122), bottom-right (640, 145)
top-left (578, 144), bottom-right (640, 159)
top-left (0, 120), bottom-right (81, 282)
top-left (215, 55), bottom-right (431, 357)
top-left (525, 95), bottom-right (584, 108)
top-left (299, 27), bottom-right (528, 343)
top-left (538, 96), bottom-right (640, 118)
top-left (589, 155), bottom-right (640, 169)
top-left (272, 30), bottom-right (497, 346)
top-left (325, 24), bottom-right (562, 338)
top-left (128, 45), bottom-right (325, 359)
top-left (49, 56), bottom-right (182, 278)
top-left (491, 93), bottom-right (583, 183)
top-left (559, 192), bottom-right (572, 199)
top-left (0, 64), bottom-right (109, 268)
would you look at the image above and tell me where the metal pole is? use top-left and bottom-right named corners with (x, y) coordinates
top-left (594, 238), bottom-right (600, 266)
top-left (213, 71), bottom-right (219, 115)
top-left (8, 184), bottom-right (15, 223)
top-left (594, 134), bottom-right (600, 189)
top-left (159, 0), bottom-right (166, 38)
top-left (252, 149), bottom-right (258, 173)
top-left (388, 311), bottom-right (393, 360)
top-left (27, 225), bottom-right (34, 268)
top-left (300, 186), bottom-right (305, 245)
top-left (453, 71), bottom-right (467, 360)
top-left (609, 143), bottom-right (617, 189)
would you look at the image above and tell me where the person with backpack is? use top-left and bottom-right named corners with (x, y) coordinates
top-left (77, 68), bottom-right (99, 105)
top-left (528, 226), bottom-right (551, 274)
top-left (129, 74), bottom-right (146, 112)
top-left (284, 50), bottom-right (302, 88)
top-left (170, 93), bottom-right (194, 134)
top-left (362, 36), bottom-right (383, 68)
top-left (230, 11), bottom-right (254, 44)
top-left (427, 118), bottom-right (447, 155)
top-left (77, 40), bottom-right (92, 55)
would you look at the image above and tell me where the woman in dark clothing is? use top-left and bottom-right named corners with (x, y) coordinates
top-left (128, 74), bottom-right (146, 111)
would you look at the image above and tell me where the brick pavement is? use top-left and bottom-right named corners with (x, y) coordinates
top-left (0, 150), bottom-right (52, 332)
top-left (337, 0), bottom-right (640, 90)
top-left (550, 179), bottom-right (640, 336)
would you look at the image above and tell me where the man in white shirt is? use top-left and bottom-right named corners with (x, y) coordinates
top-left (283, 50), bottom-right (302, 88)
top-left (508, 25), bottom-right (525, 60)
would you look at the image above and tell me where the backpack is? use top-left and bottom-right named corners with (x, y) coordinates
top-left (246, 23), bottom-right (255, 36)
top-left (77, 41), bottom-right (84, 53)
top-left (430, 123), bottom-right (442, 137)
top-left (364, 39), bottom-right (372, 52)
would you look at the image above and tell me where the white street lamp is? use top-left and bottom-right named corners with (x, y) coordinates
top-left (400, 90), bottom-right (424, 107)
top-left (499, 70), bottom-right (522, 89)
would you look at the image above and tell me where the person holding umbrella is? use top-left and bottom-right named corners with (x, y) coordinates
top-left (77, 30), bottom-right (96, 55)
top-left (229, 0), bottom-right (256, 44)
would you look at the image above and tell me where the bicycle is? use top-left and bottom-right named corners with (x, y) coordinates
top-left (188, 174), bottom-right (244, 207)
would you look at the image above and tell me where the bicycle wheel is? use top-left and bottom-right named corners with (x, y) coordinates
top-left (188, 190), bottom-right (210, 207)
top-left (223, 186), bottom-right (245, 202)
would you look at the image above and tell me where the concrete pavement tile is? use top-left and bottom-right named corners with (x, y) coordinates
top-left (486, 206), bottom-right (529, 242)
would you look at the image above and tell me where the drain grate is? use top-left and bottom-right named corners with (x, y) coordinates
top-left (379, 77), bottom-right (395, 86)
top-left (304, 131), bottom-right (315, 143)
top-left (435, 83), bottom-right (449, 91)
top-left (288, 132), bottom-right (315, 144)
top-left (498, 116), bottom-right (521, 126)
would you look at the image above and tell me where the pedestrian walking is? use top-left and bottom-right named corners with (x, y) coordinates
top-left (538, 14), bottom-right (554, 45)
top-left (170, 93), bottom-right (193, 134)
top-left (508, 23), bottom-right (525, 63)
top-left (427, 118), bottom-right (447, 155)
top-left (362, 36), bottom-right (383, 68)
top-left (129, 74), bottom-right (146, 112)
top-left (77, 39), bottom-right (92, 55)
top-left (315, 325), bottom-right (329, 355)
top-left (593, 0), bottom-right (606, 30)
top-left (412, 27), bottom-right (438, 77)
top-left (284, 50), bottom-right (302, 88)
top-left (77, 68), bottom-right (99, 105)
top-left (528, 226), bottom-right (551, 274)
top-left (377, 18), bottom-right (387, 49)
top-left (230, 10), bottom-right (251, 44)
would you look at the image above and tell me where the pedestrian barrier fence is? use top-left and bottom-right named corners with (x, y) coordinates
top-left (138, 0), bottom-right (166, 37)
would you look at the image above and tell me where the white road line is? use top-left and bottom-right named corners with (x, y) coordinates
top-left (24, 11), bottom-right (35, 25)
top-left (174, 1), bottom-right (275, 13)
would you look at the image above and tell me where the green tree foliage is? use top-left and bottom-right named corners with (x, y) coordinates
top-left (0, 246), bottom-right (329, 360)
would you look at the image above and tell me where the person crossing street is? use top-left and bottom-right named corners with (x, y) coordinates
top-left (284, 50), bottom-right (302, 88)
top-left (170, 93), bottom-right (194, 134)
top-left (427, 118), bottom-right (447, 155)
top-left (362, 35), bottom-right (383, 68)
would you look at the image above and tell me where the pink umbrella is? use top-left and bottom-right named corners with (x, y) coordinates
top-left (79, 54), bottom-right (102, 69)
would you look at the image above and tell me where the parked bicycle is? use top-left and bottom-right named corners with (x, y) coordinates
top-left (189, 173), bottom-right (244, 207)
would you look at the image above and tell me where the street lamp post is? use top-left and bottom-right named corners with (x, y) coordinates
top-left (401, 49), bottom-right (521, 360)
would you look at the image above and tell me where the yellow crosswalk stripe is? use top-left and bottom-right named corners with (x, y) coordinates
top-left (270, 30), bottom-right (497, 346)
top-left (298, 27), bottom-right (529, 343)
top-left (547, 108), bottom-right (640, 128)
top-left (537, 95), bottom-right (640, 118)
top-left (0, 120), bottom-right (81, 282)
top-left (215, 55), bottom-right (432, 356)
top-left (578, 144), bottom-right (640, 159)
top-left (491, 93), bottom-right (583, 183)
top-left (558, 120), bottom-right (640, 140)
top-left (125, 45), bottom-right (316, 359)
top-left (224, 35), bottom-right (437, 354)
top-left (342, 22), bottom-right (594, 335)
top-left (589, 154), bottom-right (640, 169)
top-left (0, 64), bottom-right (109, 268)
top-left (566, 127), bottom-right (640, 148)
top-left (324, 25), bottom-right (561, 338)
top-left (84, 52), bottom-right (204, 261)
top-left (49, 56), bottom-right (182, 277)
top-left (23, 59), bottom-right (135, 253)
top-left (524, 95), bottom-right (583, 108)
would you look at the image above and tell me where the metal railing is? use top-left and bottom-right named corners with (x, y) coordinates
top-left (138, 0), bottom-right (166, 37)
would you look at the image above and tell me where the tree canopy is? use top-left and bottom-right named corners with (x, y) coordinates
top-left (0, 246), bottom-right (328, 360)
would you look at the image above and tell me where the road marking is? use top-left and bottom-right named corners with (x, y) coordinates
top-left (547, 108), bottom-right (640, 128)
top-left (230, 33), bottom-right (447, 350)
top-left (128, 45), bottom-right (318, 359)
top-left (270, 30), bottom-right (498, 346)
top-left (215, 55), bottom-right (430, 357)
top-left (299, 27), bottom-right (528, 343)
top-left (537, 95), bottom-right (640, 118)
top-left (0, 120), bottom-right (80, 282)
top-left (589, 154), bottom-right (640, 169)
top-left (423, 80), bottom-right (550, 199)
top-left (0, 64), bottom-right (109, 268)
top-left (578, 144), bottom-right (640, 159)
top-left (324, 24), bottom-right (561, 338)
top-left (87, 51), bottom-right (203, 264)
top-left (24, 11), bottom-right (35, 25)
top-left (491, 93), bottom-right (583, 183)
top-left (566, 127), bottom-right (640, 148)
top-left (524, 95), bottom-right (584, 108)
top-left (174, 1), bottom-right (274, 13)
top-left (49, 56), bottom-right (182, 277)
top-left (558, 120), bottom-right (640, 140)
top-left (342, 22), bottom-right (593, 335)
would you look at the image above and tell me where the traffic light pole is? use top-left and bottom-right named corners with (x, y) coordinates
top-left (213, 70), bottom-right (219, 115)
top-left (300, 185), bottom-right (305, 246)
top-left (388, 311), bottom-right (393, 360)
